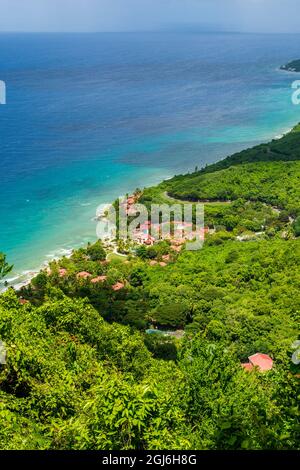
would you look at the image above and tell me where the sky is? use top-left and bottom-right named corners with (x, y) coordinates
top-left (0, 0), bottom-right (299, 33)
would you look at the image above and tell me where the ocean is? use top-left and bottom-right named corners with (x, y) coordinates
top-left (0, 32), bottom-right (300, 286)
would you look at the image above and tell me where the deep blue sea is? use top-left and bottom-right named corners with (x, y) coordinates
top-left (0, 32), bottom-right (300, 286)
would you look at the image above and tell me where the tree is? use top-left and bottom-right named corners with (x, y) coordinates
top-left (152, 302), bottom-right (188, 328)
top-left (179, 337), bottom-right (288, 450)
top-left (130, 266), bottom-right (149, 287)
top-left (0, 253), bottom-right (13, 281)
top-left (86, 241), bottom-right (106, 261)
top-left (292, 216), bottom-right (300, 237)
top-left (32, 272), bottom-right (48, 290)
top-left (136, 245), bottom-right (148, 259)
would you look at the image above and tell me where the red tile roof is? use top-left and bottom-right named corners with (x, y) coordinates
top-left (149, 260), bottom-right (157, 266)
top-left (171, 245), bottom-right (182, 252)
top-left (127, 197), bottom-right (135, 205)
top-left (91, 275), bottom-right (107, 284)
top-left (112, 282), bottom-right (125, 291)
top-left (242, 353), bottom-right (273, 372)
top-left (77, 271), bottom-right (92, 279)
top-left (172, 239), bottom-right (185, 246)
top-left (249, 353), bottom-right (273, 371)
top-left (140, 235), bottom-right (155, 245)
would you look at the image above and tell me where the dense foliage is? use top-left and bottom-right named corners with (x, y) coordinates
top-left (0, 289), bottom-right (299, 450)
top-left (153, 161), bottom-right (300, 210)
top-left (0, 126), bottom-right (299, 450)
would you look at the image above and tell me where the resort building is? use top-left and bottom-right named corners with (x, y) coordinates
top-left (76, 271), bottom-right (92, 279)
top-left (91, 275), bottom-right (107, 284)
top-left (242, 353), bottom-right (273, 372)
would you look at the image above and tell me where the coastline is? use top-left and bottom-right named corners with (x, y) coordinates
top-left (1, 119), bottom-right (298, 293)
top-left (0, 168), bottom-right (173, 292)
top-left (274, 126), bottom-right (293, 140)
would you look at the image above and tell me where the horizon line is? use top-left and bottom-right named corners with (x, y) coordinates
top-left (1, 29), bottom-right (300, 35)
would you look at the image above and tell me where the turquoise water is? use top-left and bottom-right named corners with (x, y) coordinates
top-left (0, 32), bottom-right (300, 285)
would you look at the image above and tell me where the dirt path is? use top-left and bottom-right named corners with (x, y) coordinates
top-left (162, 191), bottom-right (232, 205)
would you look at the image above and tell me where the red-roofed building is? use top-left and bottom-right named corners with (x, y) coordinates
top-left (127, 196), bottom-right (135, 205)
top-left (112, 282), bottom-right (125, 291)
top-left (91, 275), bottom-right (107, 284)
top-left (171, 245), bottom-right (182, 252)
top-left (242, 353), bottom-right (273, 372)
top-left (172, 239), bottom-right (185, 246)
top-left (19, 298), bottom-right (29, 305)
top-left (77, 271), bottom-right (92, 279)
top-left (149, 260), bottom-right (157, 266)
top-left (144, 236), bottom-right (155, 246)
top-left (249, 353), bottom-right (273, 371)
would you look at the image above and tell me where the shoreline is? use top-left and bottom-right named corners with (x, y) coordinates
top-left (274, 126), bottom-right (293, 140)
top-left (1, 120), bottom-right (298, 293)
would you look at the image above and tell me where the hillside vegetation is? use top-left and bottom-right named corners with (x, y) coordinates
top-left (155, 161), bottom-right (300, 210)
top-left (0, 126), bottom-right (299, 450)
top-left (141, 124), bottom-right (300, 234)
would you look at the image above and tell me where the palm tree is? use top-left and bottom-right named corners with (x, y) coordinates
top-left (0, 253), bottom-right (13, 281)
